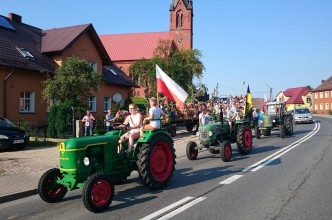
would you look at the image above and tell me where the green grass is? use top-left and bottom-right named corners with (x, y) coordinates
top-left (28, 141), bottom-right (58, 148)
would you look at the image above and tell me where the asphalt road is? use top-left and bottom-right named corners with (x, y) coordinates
top-left (1, 116), bottom-right (332, 220)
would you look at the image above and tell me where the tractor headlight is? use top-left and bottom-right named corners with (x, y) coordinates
top-left (208, 131), bottom-right (213, 136)
top-left (273, 119), bottom-right (276, 123)
top-left (83, 157), bottom-right (90, 166)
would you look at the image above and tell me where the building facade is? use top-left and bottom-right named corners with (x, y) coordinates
top-left (0, 13), bottom-right (137, 123)
top-left (311, 76), bottom-right (332, 114)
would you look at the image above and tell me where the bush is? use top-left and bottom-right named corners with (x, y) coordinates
top-left (47, 101), bottom-right (84, 138)
top-left (328, 110), bottom-right (332, 115)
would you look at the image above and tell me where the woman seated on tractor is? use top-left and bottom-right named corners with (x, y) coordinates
top-left (116, 104), bottom-right (142, 154)
top-left (141, 97), bottom-right (165, 137)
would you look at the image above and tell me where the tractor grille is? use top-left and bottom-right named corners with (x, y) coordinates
top-left (200, 130), bottom-right (208, 139)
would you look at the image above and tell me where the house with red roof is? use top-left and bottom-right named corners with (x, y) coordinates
top-left (275, 87), bottom-right (312, 111)
top-left (0, 13), bottom-right (138, 123)
top-left (311, 76), bottom-right (332, 114)
top-left (99, 0), bottom-right (193, 98)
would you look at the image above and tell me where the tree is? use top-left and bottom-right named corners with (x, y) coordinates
top-left (306, 85), bottom-right (313, 90)
top-left (129, 40), bottom-right (205, 98)
top-left (42, 56), bottom-right (102, 104)
top-left (43, 56), bottom-right (102, 138)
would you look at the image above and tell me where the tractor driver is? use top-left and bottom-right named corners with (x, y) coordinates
top-left (116, 104), bottom-right (143, 155)
top-left (226, 103), bottom-right (237, 134)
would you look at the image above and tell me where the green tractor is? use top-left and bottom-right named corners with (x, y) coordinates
top-left (255, 101), bottom-right (293, 139)
top-left (186, 114), bottom-right (253, 162)
top-left (38, 126), bottom-right (176, 213)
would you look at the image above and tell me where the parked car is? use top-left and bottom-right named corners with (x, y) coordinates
top-left (0, 117), bottom-right (29, 150)
top-left (291, 108), bottom-right (313, 124)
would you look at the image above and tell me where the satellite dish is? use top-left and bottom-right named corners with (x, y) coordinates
top-left (112, 93), bottom-right (122, 103)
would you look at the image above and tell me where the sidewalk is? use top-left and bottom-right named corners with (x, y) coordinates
top-left (0, 127), bottom-right (197, 204)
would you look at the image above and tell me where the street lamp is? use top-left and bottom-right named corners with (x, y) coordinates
top-left (266, 84), bottom-right (273, 101)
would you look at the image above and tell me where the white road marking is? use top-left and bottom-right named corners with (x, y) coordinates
top-left (251, 122), bottom-right (320, 171)
top-left (139, 197), bottom-right (194, 220)
top-left (243, 122), bottom-right (320, 172)
top-left (157, 197), bottom-right (206, 220)
top-left (219, 174), bottom-right (243, 185)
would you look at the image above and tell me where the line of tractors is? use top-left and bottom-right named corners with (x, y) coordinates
top-left (38, 101), bottom-right (293, 212)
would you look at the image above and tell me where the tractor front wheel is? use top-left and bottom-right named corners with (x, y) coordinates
top-left (137, 135), bottom-right (176, 190)
top-left (38, 168), bottom-right (68, 203)
top-left (186, 141), bottom-right (199, 160)
top-left (82, 173), bottom-right (114, 213)
top-left (220, 141), bottom-right (232, 162)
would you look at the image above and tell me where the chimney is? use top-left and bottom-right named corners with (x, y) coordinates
top-left (321, 80), bottom-right (325, 84)
top-left (8, 13), bottom-right (22, 23)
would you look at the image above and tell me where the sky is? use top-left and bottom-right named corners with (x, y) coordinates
top-left (1, 0), bottom-right (332, 99)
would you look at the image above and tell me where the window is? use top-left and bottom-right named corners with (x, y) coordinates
top-left (88, 96), bottom-right (96, 112)
top-left (16, 47), bottom-right (34, 60)
top-left (320, 92), bottom-right (323, 98)
top-left (19, 92), bottom-right (35, 112)
top-left (88, 62), bottom-right (97, 72)
top-left (306, 96), bottom-right (311, 103)
top-left (320, 103), bottom-right (323, 110)
top-left (106, 68), bottom-right (117, 76)
top-left (176, 10), bottom-right (183, 28)
top-left (325, 91), bottom-right (329, 98)
top-left (104, 97), bottom-right (111, 112)
top-left (314, 104), bottom-right (318, 110)
top-left (325, 103), bottom-right (329, 110)
top-left (314, 93), bottom-right (318, 99)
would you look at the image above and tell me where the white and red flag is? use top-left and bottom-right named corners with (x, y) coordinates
top-left (156, 64), bottom-right (188, 107)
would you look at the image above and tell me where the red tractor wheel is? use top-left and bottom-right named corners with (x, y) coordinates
top-left (237, 124), bottom-right (253, 155)
top-left (186, 141), bottom-right (198, 160)
top-left (220, 141), bottom-right (232, 162)
top-left (137, 135), bottom-right (176, 190)
top-left (38, 168), bottom-right (68, 203)
top-left (82, 173), bottom-right (114, 213)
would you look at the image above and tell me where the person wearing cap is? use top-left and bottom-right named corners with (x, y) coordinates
top-left (141, 97), bottom-right (165, 136)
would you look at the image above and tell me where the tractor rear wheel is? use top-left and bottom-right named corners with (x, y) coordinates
top-left (255, 126), bottom-right (261, 139)
top-left (82, 173), bottom-right (114, 213)
top-left (137, 135), bottom-right (176, 190)
top-left (186, 141), bottom-right (199, 160)
top-left (285, 115), bottom-right (293, 136)
top-left (38, 168), bottom-right (68, 203)
top-left (280, 125), bottom-right (286, 138)
top-left (220, 141), bottom-right (232, 162)
top-left (236, 124), bottom-right (253, 155)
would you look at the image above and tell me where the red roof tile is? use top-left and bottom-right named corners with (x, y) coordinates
top-left (99, 32), bottom-right (170, 61)
top-left (283, 87), bottom-right (309, 104)
top-left (312, 76), bottom-right (332, 92)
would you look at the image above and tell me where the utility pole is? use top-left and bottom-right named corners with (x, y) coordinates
top-left (266, 84), bottom-right (273, 101)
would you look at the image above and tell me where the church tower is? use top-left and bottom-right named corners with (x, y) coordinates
top-left (169, 0), bottom-right (193, 50)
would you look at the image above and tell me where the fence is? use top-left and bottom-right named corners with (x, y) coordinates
top-left (11, 119), bottom-right (109, 139)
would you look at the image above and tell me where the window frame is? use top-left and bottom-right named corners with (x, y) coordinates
top-left (88, 96), bottom-right (96, 112)
top-left (19, 91), bottom-right (35, 113)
